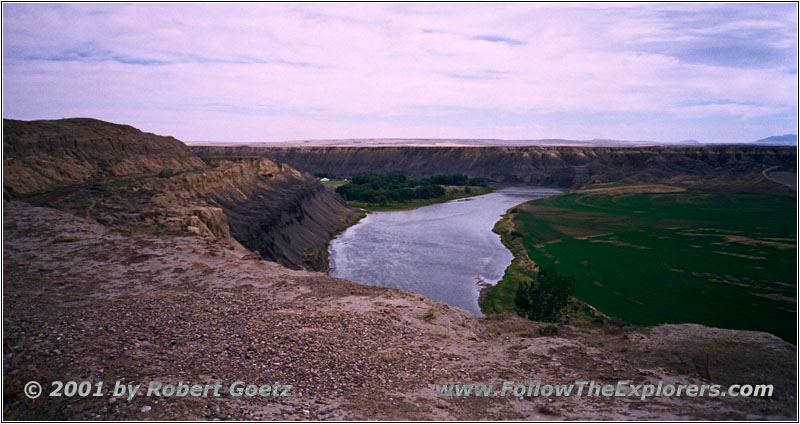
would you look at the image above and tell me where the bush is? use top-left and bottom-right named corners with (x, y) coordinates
top-left (414, 184), bottom-right (445, 199)
top-left (157, 169), bottom-right (174, 178)
top-left (334, 173), bottom-right (487, 205)
top-left (514, 267), bottom-right (576, 322)
top-left (538, 324), bottom-right (559, 336)
top-left (468, 177), bottom-right (488, 187)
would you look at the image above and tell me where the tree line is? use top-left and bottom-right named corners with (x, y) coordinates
top-left (334, 173), bottom-right (488, 205)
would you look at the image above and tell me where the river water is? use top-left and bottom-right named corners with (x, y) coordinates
top-left (328, 186), bottom-right (563, 316)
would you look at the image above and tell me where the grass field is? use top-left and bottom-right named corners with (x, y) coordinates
top-left (483, 185), bottom-right (797, 343)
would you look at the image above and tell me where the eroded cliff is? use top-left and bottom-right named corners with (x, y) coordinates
top-left (175, 157), bottom-right (355, 271)
top-left (3, 118), bottom-right (207, 196)
top-left (191, 145), bottom-right (797, 191)
top-left (3, 118), bottom-right (354, 271)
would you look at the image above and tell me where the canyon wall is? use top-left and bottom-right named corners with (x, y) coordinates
top-left (3, 118), bottom-right (354, 271)
top-left (191, 145), bottom-right (797, 191)
top-left (170, 157), bottom-right (355, 270)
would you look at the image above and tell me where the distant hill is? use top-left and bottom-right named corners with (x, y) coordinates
top-left (192, 144), bottom-right (797, 192)
top-left (188, 138), bottom-right (666, 148)
top-left (751, 134), bottom-right (797, 146)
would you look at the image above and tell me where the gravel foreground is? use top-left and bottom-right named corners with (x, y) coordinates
top-left (3, 201), bottom-right (796, 420)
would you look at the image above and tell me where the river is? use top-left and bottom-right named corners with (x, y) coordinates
top-left (328, 186), bottom-right (563, 315)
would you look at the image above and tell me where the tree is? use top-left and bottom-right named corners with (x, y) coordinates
top-left (514, 267), bottom-right (575, 322)
top-left (468, 177), bottom-right (488, 187)
top-left (334, 173), bottom-right (450, 205)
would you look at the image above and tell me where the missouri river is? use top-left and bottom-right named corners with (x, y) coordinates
top-left (328, 186), bottom-right (563, 315)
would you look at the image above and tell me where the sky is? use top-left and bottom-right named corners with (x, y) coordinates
top-left (2, 3), bottom-right (797, 143)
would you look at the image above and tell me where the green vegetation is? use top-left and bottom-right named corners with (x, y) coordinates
top-left (483, 185), bottom-right (797, 342)
top-left (334, 173), bottom-right (490, 211)
top-left (157, 168), bottom-right (175, 178)
top-left (514, 267), bottom-right (576, 322)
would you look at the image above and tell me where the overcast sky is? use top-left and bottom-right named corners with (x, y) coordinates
top-left (2, 3), bottom-right (797, 142)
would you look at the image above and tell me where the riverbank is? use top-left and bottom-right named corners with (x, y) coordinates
top-left (479, 206), bottom-right (533, 314)
top-left (479, 202), bottom-right (605, 327)
top-left (322, 209), bottom-right (368, 272)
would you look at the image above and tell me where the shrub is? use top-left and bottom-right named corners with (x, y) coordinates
top-left (514, 267), bottom-right (576, 322)
top-left (468, 177), bottom-right (488, 187)
top-left (538, 324), bottom-right (559, 336)
top-left (157, 169), bottom-right (174, 178)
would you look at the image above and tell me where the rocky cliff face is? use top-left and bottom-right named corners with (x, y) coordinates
top-left (191, 145), bottom-right (797, 191)
top-left (3, 118), bottom-right (354, 271)
top-left (3, 118), bottom-right (207, 196)
top-left (168, 157), bottom-right (355, 271)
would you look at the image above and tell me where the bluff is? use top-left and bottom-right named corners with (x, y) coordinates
top-left (166, 157), bottom-right (355, 271)
top-left (2, 118), bottom-right (354, 271)
top-left (191, 145), bottom-right (797, 191)
top-left (3, 118), bottom-right (206, 195)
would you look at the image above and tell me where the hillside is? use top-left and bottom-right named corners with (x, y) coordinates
top-left (3, 118), bottom-right (207, 196)
top-left (2, 118), bottom-right (354, 271)
top-left (190, 145), bottom-right (796, 192)
top-left (752, 134), bottom-right (797, 146)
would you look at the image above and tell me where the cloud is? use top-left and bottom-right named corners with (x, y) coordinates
top-left (1, 3), bottom-right (796, 142)
top-left (441, 70), bottom-right (506, 81)
top-left (470, 35), bottom-right (525, 46)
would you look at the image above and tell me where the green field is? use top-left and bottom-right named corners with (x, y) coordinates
top-left (484, 185), bottom-right (797, 343)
